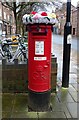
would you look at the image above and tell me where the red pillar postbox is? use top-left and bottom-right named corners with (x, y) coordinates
top-left (28, 24), bottom-right (52, 111)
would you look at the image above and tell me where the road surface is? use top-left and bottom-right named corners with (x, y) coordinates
top-left (52, 34), bottom-right (79, 52)
top-left (52, 34), bottom-right (78, 84)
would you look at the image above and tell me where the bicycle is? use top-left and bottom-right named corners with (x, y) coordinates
top-left (0, 35), bottom-right (28, 63)
top-left (10, 35), bottom-right (28, 63)
top-left (0, 37), bottom-right (13, 61)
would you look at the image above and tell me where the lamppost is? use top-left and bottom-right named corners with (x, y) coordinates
top-left (62, 0), bottom-right (72, 87)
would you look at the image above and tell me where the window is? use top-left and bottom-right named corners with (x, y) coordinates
top-left (0, 9), bottom-right (2, 17)
top-left (73, 28), bottom-right (75, 35)
top-left (8, 15), bottom-right (9, 21)
top-left (4, 12), bottom-right (6, 19)
top-left (9, 14), bottom-right (12, 23)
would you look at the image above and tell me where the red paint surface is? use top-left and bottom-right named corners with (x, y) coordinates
top-left (28, 24), bottom-right (52, 92)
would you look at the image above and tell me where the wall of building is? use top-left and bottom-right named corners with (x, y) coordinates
top-left (72, 10), bottom-right (77, 36)
top-left (56, 3), bottom-right (79, 37)
top-left (0, 2), bottom-right (16, 36)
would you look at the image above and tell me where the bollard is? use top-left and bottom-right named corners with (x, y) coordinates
top-left (62, 44), bottom-right (71, 87)
top-left (62, 0), bottom-right (72, 88)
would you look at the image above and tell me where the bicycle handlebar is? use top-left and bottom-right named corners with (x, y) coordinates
top-left (2, 35), bottom-right (26, 45)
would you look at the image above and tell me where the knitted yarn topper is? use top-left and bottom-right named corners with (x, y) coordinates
top-left (22, 11), bottom-right (57, 25)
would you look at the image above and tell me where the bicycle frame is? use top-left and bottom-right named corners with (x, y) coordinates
top-left (0, 35), bottom-right (28, 63)
top-left (10, 43), bottom-right (28, 63)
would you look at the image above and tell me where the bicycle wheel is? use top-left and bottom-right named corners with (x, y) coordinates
top-left (18, 52), bottom-right (25, 62)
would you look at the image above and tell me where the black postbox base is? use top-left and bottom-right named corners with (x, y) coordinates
top-left (28, 89), bottom-right (51, 112)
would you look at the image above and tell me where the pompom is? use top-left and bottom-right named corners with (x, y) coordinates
top-left (48, 13), bottom-right (56, 18)
top-left (31, 11), bottom-right (37, 15)
top-left (33, 13), bottom-right (42, 19)
top-left (41, 12), bottom-right (47, 16)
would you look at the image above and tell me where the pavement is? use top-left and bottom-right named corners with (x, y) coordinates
top-left (0, 34), bottom-right (79, 119)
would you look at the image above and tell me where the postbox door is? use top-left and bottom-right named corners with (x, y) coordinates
top-left (28, 25), bottom-right (52, 92)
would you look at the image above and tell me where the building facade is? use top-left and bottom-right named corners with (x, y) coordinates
top-left (55, 3), bottom-right (79, 37)
top-left (0, 2), bottom-right (16, 36)
top-left (72, 8), bottom-right (77, 36)
top-left (55, 3), bottom-right (66, 35)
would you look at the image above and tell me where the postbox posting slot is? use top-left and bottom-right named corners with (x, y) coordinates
top-left (26, 24), bottom-right (48, 34)
top-left (32, 27), bottom-right (48, 35)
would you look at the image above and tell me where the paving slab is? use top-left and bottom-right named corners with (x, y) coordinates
top-left (2, 112), bottom-right (11, 118)
top-left (57, 88), bottom-right (75, 103)
top-left (38, 111), bottom-right (66, 118)
top-left (2, 93), bottom-right (15, 112)
top-left (68, 84), bottom-right (77, 92)
top-left (69, 91), bottom-right (78, 102)
top-left (50, 93), bottom-right (71, 118)
top-left (68, 118), bottom-right (79, 120)
top-left (51, 93), bottom-right (60, 104)
top-left (51, 102), bottom-right (71, 118)
top-left (12, 93), bottom-right (28, 112)
top-left (71, 83), bottom-right (77, 91)
top-left (69, 78), bottom-right (77, 84)
top-left (66, 103), bottom-right (77, 118)
top-left (71, 75), bottom-right (77, 80)
top-left (70, 66), bottom-right (77, 74)
top-left (11, 112), bottom-right (38, 118)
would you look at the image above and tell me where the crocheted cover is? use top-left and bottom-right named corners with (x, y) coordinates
top-left (22, 11), bottom-right (58, 25)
